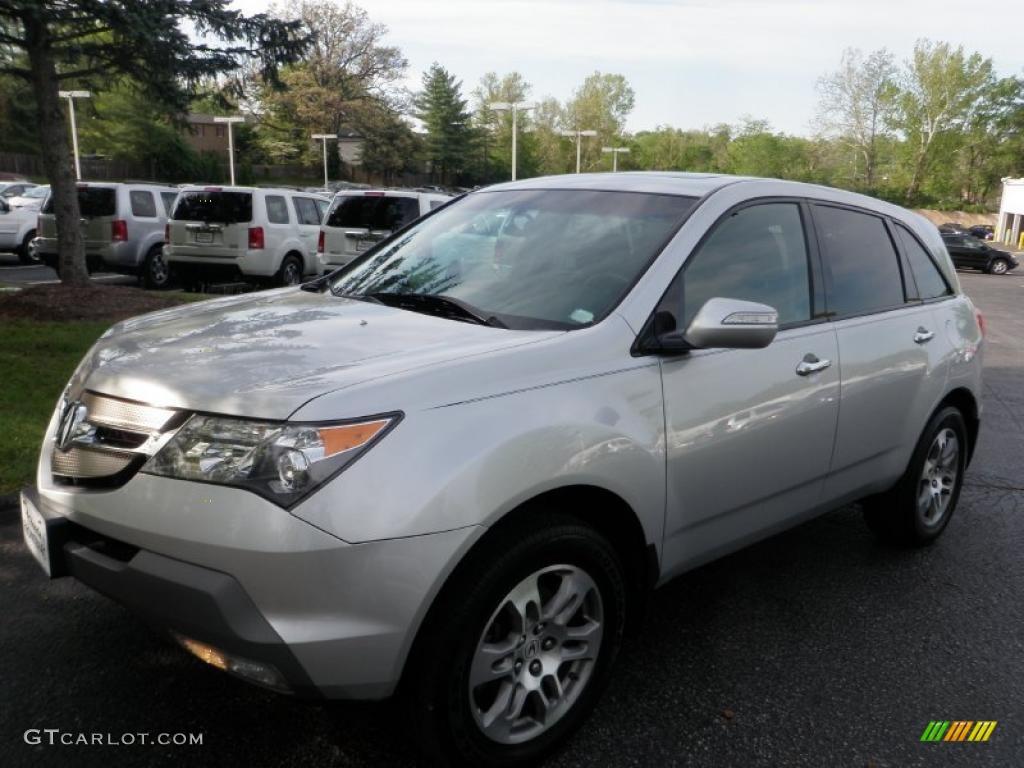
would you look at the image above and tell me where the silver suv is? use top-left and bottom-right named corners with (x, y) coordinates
top-left (35, 182), bottom-right (179, 288)
top-left (22, 173), bottom-right (984, 767)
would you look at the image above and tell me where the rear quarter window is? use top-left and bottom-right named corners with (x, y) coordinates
top-left (814, 205), bottom-right (905, 317)
top-left (160, 192), bottom-right (178, 215)
top-left (129, 190), bottom-right (157, 218)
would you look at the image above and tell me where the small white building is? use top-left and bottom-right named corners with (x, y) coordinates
top-left (996, 177), bottom-right (1024, 248)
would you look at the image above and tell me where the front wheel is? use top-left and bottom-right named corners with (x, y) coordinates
top-left (988, 258), bottom-right (1010, 275)
top-left (863, 406), bottom-right (968, 546)
top-left (406, 516), bottom-right (627, 767)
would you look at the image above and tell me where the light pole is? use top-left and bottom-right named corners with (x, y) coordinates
top-left (488, 101), bottom-right (535, 180)
top-left (311, 133), bottom-right (337, 188)
top-left (602, 146), bottom-right (631, 172)
top-left (560, 129), bottom-right (597, 173)
top-left (58, 90), bottom-right (91, 180)
top-left (213, 116), bottom-right (245, 185)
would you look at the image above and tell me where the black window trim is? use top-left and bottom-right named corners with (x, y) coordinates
top-left (633, 195), bottom-right (828, 357)
top-left (808, 201), bottom-right (913, 322)
top-left (889, 219), bottom-right (954, 306)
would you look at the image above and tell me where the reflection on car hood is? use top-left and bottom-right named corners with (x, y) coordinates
top-left (73, 288), bottom-right (559, 419)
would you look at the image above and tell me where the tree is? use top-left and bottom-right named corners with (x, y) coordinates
top-left (816, 48), bottom-right (897, 190)
top-left (471, 71), bottom-right (538, 181)
top-left (893, 39), bottom-right (998, 203)
top-left (415, 63), bottom-right (472, 184)
top-left (563, 72), bottom-right (635, 172)
top-left (0, 1), bottom-right (307, 284)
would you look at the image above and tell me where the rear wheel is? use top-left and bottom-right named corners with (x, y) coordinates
top-left (863, 406), bottom-right (967, 546)
top-left (277, 254), bottom-right (303, 286)
top-left (16, 230), bottom-right (37, 264)
top-left (405, 515), bottom-right (627, 767)
top-left (988, 257), bottom-right (1010, 275)
top-left (142, 245), bottom-right (171, 290)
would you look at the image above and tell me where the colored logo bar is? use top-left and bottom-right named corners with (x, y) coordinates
top-left (920, 721), bottom-right (997, 742)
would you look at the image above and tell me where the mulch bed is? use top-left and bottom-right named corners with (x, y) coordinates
top-left (0, 284), bottom-right (190, 323)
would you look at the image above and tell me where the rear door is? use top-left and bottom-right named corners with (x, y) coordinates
top-left (813, 204), bottom-right (949, 503)
top-left (291, 195), bottom-right (323, 265)
top-left (168, 189), bottom-right (252, 257)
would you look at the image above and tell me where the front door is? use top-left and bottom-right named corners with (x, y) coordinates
top-left (659, 201), bottom-right (840, 574)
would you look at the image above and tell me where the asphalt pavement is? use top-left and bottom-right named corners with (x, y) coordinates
top-left (1, 270), bottom-right (1022, 767)
top-left (0, 251), bottom-right (135, 286)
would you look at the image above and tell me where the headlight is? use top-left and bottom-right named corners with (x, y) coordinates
top-left (143, 413), bottom-right (399, 506)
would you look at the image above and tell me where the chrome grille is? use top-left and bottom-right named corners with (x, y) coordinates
top-left (51, 392), bottom-right (183, 486)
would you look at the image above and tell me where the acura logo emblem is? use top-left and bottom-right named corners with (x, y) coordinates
top-left (56, 401), bottom-right (89, 452)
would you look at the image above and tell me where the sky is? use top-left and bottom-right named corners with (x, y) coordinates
top-left (233, 0), bottom-right (1024, 136)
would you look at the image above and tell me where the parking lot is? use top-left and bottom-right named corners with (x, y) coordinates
top-left (0, 251), bottom-right (134, 287)
top-left (1, 269), bottom-right (1022, 768)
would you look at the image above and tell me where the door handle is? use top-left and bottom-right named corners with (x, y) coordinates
top-left (796, 354), bottom-right (831, 376)
top-left (914, 327), bottom-right (934, 344)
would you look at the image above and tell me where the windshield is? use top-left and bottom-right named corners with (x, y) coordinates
top-left (24, 186), bottom-right (49, 199)
top-left (330, 189), bottom-right (695, 330)
top-left (171, 190), bottom-right (253, 224)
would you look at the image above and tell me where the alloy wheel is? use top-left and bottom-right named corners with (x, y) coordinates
top-left (469, 564), bottom-right (604, 745)
top-left (917, 427), bottom-right (959, 527)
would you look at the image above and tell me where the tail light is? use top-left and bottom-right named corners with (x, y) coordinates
top-left (975, 308), bottom-right (987, 338)
top-left (164, 223), bottom-right (170, 242)
top-left (111, 219), bottom-right (128, 242)
top-left (317, 229), bottom-right (325, 254)
top-left (248, 226), bottom-right (265, 250)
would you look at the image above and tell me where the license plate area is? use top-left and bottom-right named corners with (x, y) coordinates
top-left (21, 493), bottom-right (51, 577)
top-left (194, 231), bottom-right (214, 244)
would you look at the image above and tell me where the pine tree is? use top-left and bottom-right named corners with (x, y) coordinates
top-left (415, 63), bottom-right (472, 185)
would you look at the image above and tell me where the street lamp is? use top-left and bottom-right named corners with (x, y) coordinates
top-left (213, 116), bottom-right (245, 185)
top-left (602, 146), bottom-right (631, 172)
top-left (488, 101), bottom-right (535, 181)
top-left (560, 129), bottom-right (598, 174)
top-left (311, 133), bottom-right (337, 188)
top-left (58, 90), bottom-right (91, 180)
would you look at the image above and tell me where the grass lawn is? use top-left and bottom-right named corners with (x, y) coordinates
top-left (0, 320), bottom-right (111, 494)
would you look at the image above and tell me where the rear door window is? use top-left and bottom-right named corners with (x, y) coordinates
top-left (172, 191), bottom-right (253, 223)
top-left (895, 224), bottom-right (951, 300)
top-left (130, 190), bottom-right (157, 218)
top-left (292, 196), bottom-right (322, 225)
top-left (265, 195), bottom-right (290, 224)
top-left (813, 205), bottom-right (905, 317)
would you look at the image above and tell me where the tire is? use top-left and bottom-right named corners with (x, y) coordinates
top-left (142, 245), bottom-right (172, 290)
top-left (988, 258), bottom-right (1010, 275)
top-left (17, 230), bottom-right (37, 264)
top-left (405, 514), bottom-right (627, 767)
top-left (863, 406), bottom-right (968, 546)
top-left (277, 254), bottom-right (303, 287)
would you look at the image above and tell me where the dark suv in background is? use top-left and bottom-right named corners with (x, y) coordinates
top-left (941, 233), bottom-right (1018, 275)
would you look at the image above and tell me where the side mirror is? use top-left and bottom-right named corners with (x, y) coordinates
top-left (660, 297), bottom-right (779, 351)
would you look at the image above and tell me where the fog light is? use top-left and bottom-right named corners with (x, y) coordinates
top-left (174, 634), bottom-right (291, 692)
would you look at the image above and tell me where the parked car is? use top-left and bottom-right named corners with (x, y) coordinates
top-left (35, 182), bottom-right (181, 288)
top-left (0, 180), bottom-right (37, 199)
top-left (0, 195), bottom-right (40, 263)
top-left (166, 185), bottom-right (331, 288)
top-left (22, 173), bottom-right (983, 767)
top-left (7, 184), bottom-right (50, 211)
top-left (937, 222), bottom-right (970, 236)
top-left (967, 224), bottom-right (994, 241)
top-left (318, 189), bottom-right (452, 273)
top-left (941, 233), bottom-right (1018, 274)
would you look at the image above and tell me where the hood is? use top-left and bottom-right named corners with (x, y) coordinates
top-left (75, 289), bottom-right (560, 419)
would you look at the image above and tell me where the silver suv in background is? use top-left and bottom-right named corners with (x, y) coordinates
top-left (36, 182), bottom-right (179, 288)
top-left (166, 186), bottom-right (330, 288)
top-left (317, 189), bottom-right (451, 273)
top-left (23, 173), bottom-right (983, 767)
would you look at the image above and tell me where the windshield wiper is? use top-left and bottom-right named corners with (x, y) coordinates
top-left (366, 292), bottom-right (507, 328)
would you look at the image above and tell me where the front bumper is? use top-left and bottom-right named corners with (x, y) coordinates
top-left (26, 476), bottom-right (481, 699)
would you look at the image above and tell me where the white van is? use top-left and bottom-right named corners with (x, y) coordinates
top-left (317, 189), bottom-right (451, 273)
top-left (166, 186), bottom-right (330, 287)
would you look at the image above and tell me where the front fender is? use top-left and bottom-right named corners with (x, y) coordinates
top-left (288, 363), bottom-right (667, 554)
